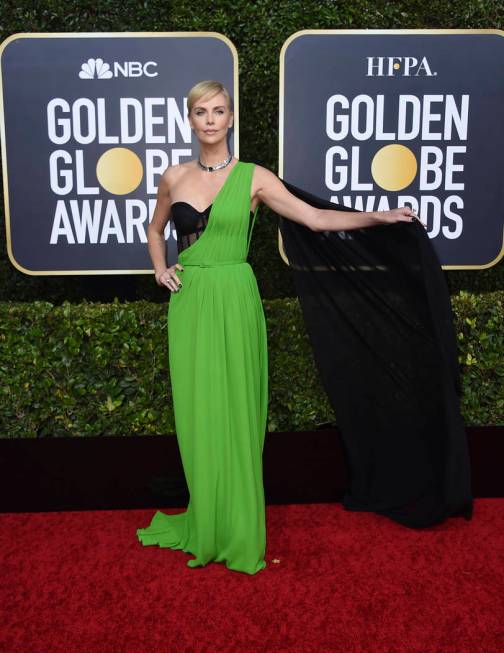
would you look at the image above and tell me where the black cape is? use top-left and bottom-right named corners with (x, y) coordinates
top-left (278, 179), bottom-right (473, 528)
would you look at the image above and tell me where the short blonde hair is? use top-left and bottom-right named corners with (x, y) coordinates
top-left (187, 80), bottom-right (232, 116)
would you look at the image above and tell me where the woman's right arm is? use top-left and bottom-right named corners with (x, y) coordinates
top-left (147, 169), bottom-right (183, 292)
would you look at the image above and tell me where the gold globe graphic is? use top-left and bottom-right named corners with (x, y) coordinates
top-left (96, 147), bottom-right (143, 195)
top-left (371, 144), bottom-right (417, 192)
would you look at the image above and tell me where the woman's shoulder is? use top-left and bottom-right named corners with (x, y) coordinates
top-left (246, 160), bottom-right (273, 174)
top-left (249, 162), bottom-right (278, 185)
top-left (163, 160), bottom-right (197, 176)
top-left (160, 160), bottom-right (197, 190)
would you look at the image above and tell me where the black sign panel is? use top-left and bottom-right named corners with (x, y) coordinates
top-left (0, 32), bottom-right (238, 275)
top-left (279, 29), bottom-right (504, 269)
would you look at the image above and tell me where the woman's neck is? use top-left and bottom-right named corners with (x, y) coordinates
top-left (198, 146), bottom-right (232, 167)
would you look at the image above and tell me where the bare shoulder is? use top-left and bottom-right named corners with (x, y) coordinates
top-left (252, 163), bottom-right (280, 186)
top-left (161, 161), bottom-right (195, 186)
top-left (251, 163), bottom-right (282, 200)
top-left (160, 160), bottom-right (195, 192)
top-left (249, 164), bottom-right (270, 212)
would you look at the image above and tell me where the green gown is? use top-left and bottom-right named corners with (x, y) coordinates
top-left (136, 160), bottom-right (268, 575)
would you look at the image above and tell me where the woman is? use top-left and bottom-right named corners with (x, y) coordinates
top-left (137, 80), bottom-right (471, 574)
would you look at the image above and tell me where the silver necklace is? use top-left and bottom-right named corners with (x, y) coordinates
top-left (197, 151), bottom-right (233, 172)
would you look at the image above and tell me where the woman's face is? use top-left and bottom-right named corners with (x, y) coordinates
top-left (189, 92), bottom-right (233, 145)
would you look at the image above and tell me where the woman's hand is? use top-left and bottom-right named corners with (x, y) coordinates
top-left (377, 207), bottom-right (428, 229)
top-left (155, 263), bottom-right (184, 292)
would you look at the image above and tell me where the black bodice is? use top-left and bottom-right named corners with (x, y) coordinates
top-left (171, 202), bottom-right (255, 255)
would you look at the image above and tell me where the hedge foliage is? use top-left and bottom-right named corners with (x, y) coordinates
top-left (1, 291), bottom-right (502, 438)
top-left (1, 1), bottom-right (502, 435)
top-left (0, 0), bottom-right (503, 304)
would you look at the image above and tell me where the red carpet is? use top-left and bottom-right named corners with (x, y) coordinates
top-left (1, 500), bottom-right (502, 652)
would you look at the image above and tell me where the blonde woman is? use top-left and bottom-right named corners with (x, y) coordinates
top-left (137, 80), bottom-right (471, 574)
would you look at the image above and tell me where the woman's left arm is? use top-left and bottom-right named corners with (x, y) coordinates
top-left (253, 165), bottom-right (426, 231)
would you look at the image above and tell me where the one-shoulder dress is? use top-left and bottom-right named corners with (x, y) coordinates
top-left (137, 160), bottom-right (268, 575)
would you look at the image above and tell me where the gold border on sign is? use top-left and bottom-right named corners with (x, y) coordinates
top-left (0, 31), bottom-right (239, 276)
top-left (278, 29), bottom-right (504, 270)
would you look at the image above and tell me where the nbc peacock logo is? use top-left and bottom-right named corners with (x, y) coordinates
top-left (79, 58), bottom-right (113, 79)
top-left (78, 58), bottom-right (158, 79)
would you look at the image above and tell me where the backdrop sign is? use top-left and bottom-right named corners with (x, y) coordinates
top-left (278, 29), bottom-right (504, 269)
top-left (0, 32), bottom-right (237, 275)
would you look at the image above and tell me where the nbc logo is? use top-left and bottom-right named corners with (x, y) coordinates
top-left (78, 58), bottom-right (158, 79)
top-left (79, 58), bottom-right (113, 79)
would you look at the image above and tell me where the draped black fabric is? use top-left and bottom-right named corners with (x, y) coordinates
top-left (278, 179), bottom-right (473, 528)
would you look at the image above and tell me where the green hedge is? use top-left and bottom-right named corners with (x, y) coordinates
top-left (1, 0), bottom-right (504, 303)
top-left (1, 291), bottom-right (502, 438)
top-left (1, 1), bottom-right (502, 436)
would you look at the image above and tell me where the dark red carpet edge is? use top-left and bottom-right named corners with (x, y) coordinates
top-left (1, 500), bottom-right (503, 653)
